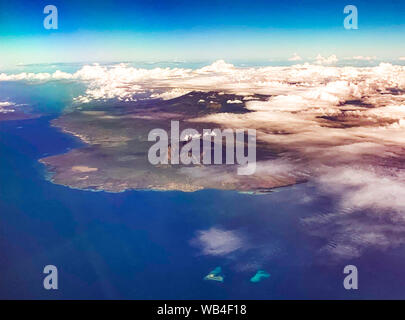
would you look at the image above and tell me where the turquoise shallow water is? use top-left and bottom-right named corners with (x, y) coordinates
top-left (1, 81), bottom-right (405, 299)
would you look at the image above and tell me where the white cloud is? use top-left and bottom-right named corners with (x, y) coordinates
top-left (399, 57), bottom-right (405, 61)
top-left (0, 101), bottom-right (17, 113)
top-left (344, 56), bottom-right (376, 61)
top-left (150, 88), bottom-right (191, 100)
top-left (226, 99), bottom-right (242, 104)
top-left (315, 54), bottom-right (338, 65)
top-left (288, 53), bottom-right (302, 61)
top-left (2, 60), bottom-right (405, 108)
top-left (316, 166), bottom-right (405, 214)
top-left (191, 227), bottom-right (244, 256)
top-left (298, 165), bottom-right (405, 261)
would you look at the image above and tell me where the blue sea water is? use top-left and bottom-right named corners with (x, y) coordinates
top-left (1, 82), bottom-right (405, 299)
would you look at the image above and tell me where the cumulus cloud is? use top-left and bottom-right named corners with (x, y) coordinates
top-left (150, 88), bottom-right (191, 100)
top-left (190, 226), bottom-right (283, 270)
top-left (190, 227), bottom-right (245, 256)
top-left (288, 53), bottom-right (302, 61)
top-left (2, 59), bottom-right (405, 107)
top-left (226, 99), bottom-right (243, 104)
top-left (315, 54), bottom-right (338, 65)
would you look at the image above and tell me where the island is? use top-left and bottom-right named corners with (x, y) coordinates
top-left (40, 91), bottom-right (305, 193)
top-left (250, 270), bottom-right (270, 283)
top-left (204, 266), bottom-right (224, 282)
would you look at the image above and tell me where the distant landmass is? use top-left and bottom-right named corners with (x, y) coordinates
top-left (40, 91), bottom-right (305, 192)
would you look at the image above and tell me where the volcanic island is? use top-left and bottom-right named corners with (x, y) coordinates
top-left (39, 91), bottom-right (306, 193)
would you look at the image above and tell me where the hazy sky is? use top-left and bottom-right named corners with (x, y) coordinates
top-left (0, 0), bottom-right (404, 66)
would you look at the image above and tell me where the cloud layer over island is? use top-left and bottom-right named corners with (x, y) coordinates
top-left (2, 60), bottom-right (405, 260)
